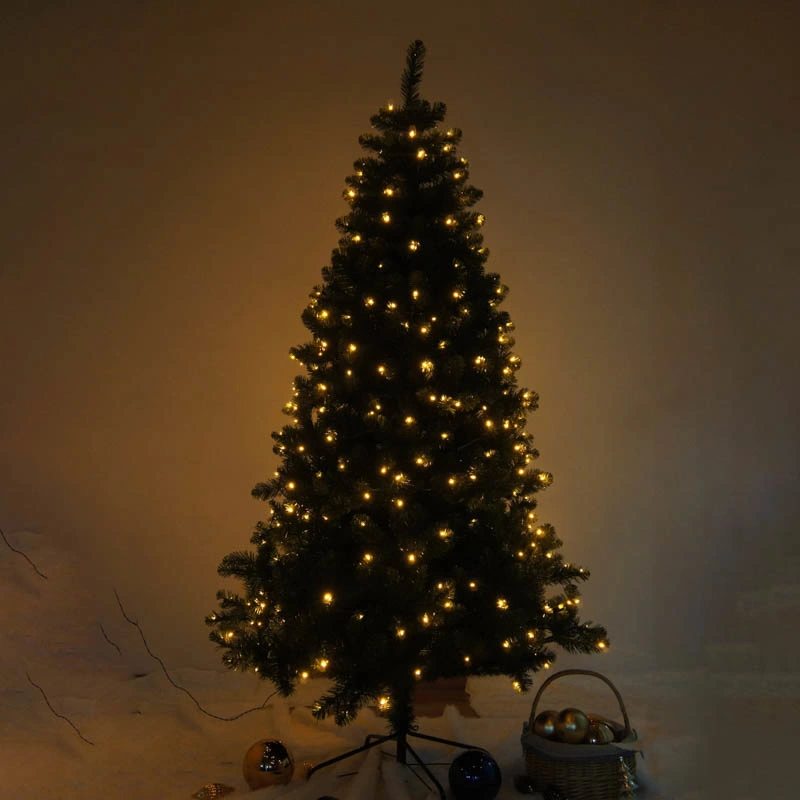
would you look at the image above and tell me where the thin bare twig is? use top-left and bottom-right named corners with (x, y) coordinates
top-left (99, 622), bottom-right (122, 655)
top-left (25, 671), bottom-right (95, 745)
top-left (1, 527), bottom-right (47, 579)
top-left (114, 589), bottom-right (278, 721)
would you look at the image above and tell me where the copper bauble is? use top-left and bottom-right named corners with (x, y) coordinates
top-left (533, 709), bottom-right (560, 739)
top-left (585, 720), bottom-right (616, 744)
top-left (191, 785), bottom-right (235, 799)
top-left (587, 713), bottom-right (624, 742)
top-left (242, 739), bottom-right (294, 790)
top-left (554, 707), bottom-right (590, 743)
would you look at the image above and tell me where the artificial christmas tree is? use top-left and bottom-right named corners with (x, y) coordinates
top-left (208, 39), bottom-right (607, 761)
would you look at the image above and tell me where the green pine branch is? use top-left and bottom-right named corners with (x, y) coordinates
top-left (401, 40), bottom-right (426, 107)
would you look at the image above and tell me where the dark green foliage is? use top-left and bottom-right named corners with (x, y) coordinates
top-left (401, 40), bottom-right (426, 107)
top-left (208, 41), bottom-right (607, 734)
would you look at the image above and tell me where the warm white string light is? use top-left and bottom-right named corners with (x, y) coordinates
top-left (217, 109), bottom-right (605, 702)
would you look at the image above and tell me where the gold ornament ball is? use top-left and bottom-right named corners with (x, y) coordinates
top-left (533, 709), bottom-right (560, 739)
top-left (242, 739), bottom-right (294, 790)
top-left (555, 708), bottom-right (590, 743)
top-left (585, 720), bottom-right (616, 745)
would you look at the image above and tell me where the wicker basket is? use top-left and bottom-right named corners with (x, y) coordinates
top-left (521, 669), bottom-right (639, 800)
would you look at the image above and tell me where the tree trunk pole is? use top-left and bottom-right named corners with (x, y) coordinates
top-left (388, 677), bottom-right (415, 763)
top-left (395, 730), bottom-right (408, 764)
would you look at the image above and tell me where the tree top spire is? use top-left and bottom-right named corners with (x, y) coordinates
top-left (401, 40), bottom-right (426, 107)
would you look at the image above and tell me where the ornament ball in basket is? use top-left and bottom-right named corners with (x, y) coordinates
top-left (521, 669), bottom-right (640, 800)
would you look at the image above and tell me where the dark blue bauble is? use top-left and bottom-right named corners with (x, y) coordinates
top-left (448, 749), bottom-right (502, 800)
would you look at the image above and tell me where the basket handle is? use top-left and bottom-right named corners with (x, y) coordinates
top-left (527, 669), bottom-right (632, 739)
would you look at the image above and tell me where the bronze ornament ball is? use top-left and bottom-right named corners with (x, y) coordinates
top-left (242, 739), bottom-right (294, 790)
top-left (587, 713), bottom-right (625, 741)
top-left (554, 708), bottom-right (590, 743)
top-left (533, 709), bottom-right (560, 739)
top-left (586, 720), bottom-right (616, 745)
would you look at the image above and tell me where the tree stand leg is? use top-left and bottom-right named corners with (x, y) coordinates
top-left (306, 728), bottom-right (486, 799)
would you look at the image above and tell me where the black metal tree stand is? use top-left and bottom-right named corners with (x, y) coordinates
top-left (306, 727), bottom-right (486, 799)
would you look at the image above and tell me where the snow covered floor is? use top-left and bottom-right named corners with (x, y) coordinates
top-left (2, 530), bottom-right (796, 799)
